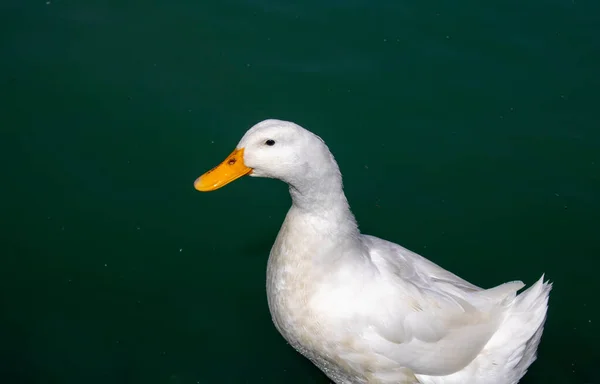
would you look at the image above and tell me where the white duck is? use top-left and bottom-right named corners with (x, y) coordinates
top-left (194, 119), bottom-right (551, 384)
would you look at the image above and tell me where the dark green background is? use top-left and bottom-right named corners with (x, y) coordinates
top-left (1, 0), bottom-right (599, 383)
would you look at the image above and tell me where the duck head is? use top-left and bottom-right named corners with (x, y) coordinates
top-left (194, 119), bottom-right (340, 193)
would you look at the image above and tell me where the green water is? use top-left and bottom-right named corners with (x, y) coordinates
top-left (1, 0), bottom-right (599, 383)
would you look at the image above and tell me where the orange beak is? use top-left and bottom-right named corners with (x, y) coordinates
top-left (194, 148), bottom-right (252, 191)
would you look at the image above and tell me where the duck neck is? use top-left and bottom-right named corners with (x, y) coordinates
top-left (286, 165), bottom-right (360, 241)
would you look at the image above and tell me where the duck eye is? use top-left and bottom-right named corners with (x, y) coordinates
top-left (265, 139), bottom-right (275, 146)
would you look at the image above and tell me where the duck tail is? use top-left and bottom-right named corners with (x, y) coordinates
top-left (508, 275), bottom-right (552, 376)
top-left (486, 275), bottom-right (552, 384)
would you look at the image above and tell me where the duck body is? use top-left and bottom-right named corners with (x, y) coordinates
top-left (195, 119), bottom-right (551, 384)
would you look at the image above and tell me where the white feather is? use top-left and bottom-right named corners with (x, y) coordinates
top-left (220, 119), bottom-right (552, 384)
